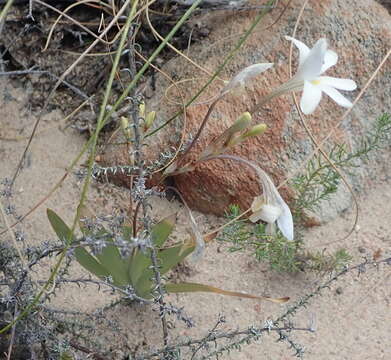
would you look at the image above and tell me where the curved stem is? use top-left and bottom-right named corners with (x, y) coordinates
top-left (179, 97), bottom-right (220, 162)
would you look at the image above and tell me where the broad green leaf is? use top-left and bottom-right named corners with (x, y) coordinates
top-left (95, 239), bottom-right (130, 286)
top-left (128, 249), bottom-right (151, 287)
top-left (47, 209), bottom-right (75, 244)
top-left (74, 247), bottom-right (111, 279)
top-left (158, 242), bottom-right (195, 275)
top-left (165, 282), bottom-right (289, 304)
top-left (128, 215), bottom-right (176, 286)
top-left (47, 209), bottom-right (110, 279)
top-left (151, 214), bottom-right (176, 247)
top-left (135, 241), bottom-right (195, 299)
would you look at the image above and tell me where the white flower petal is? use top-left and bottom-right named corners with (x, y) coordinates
top-left (320, 85), bottom-right (353, 108)
top-left (223, 63), bottom-right (274, 94)
top-left (249, 212), bottom-right (263, 223)
top-left (241, 63), bottom-right (274, 77)
top-left (300, 81), bottom-right (323, 114)
top-left (320, 50), bottom-right (338, 73)
top-left (297, 38), bottom-right (327, 80)
top-left (251, 196), bottom-right (264, 212)
top-left (256, 204), bottom-right (282, 224)
top-left (318, 76), bottom-right (357, 91)
top-left (273, 188), bottom-right (294, 241)
top-left (285, 36), bottom-right (310, 66)
top-left (276, 201), bottom-right (294, 241)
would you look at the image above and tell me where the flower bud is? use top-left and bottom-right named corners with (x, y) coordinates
top-left (228, 112), bottom-right (252, 134)
top-left (139, 101), bottom-right (145, 118)
top-left (144, 111), bottom-right (156, 131)
top-left (241, 123), bottom-right (267, 138)
top-left (120, 116), bottom-right (132, 139)
top-left (227, 121), bottom-right (266, 148)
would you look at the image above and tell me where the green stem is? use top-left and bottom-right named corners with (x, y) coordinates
top-left (0, 0), bottom-right (14, 33)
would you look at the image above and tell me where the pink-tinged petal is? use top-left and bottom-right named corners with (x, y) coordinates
top-left (320, 50), bottom-right (338, 73)
top-left (285, 36), bottom-right (310, 66)
top-left (297, 38), bottom-right (327, 80)
top-left (320, 85), bottom-right (353, 108)
top-left (300, 81), bottom-right (323, 114)
top-left (318, 76), bottom-right (357, 91)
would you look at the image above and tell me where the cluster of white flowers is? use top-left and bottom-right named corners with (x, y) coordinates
top-left (224, 36), bottom-right (357, 240)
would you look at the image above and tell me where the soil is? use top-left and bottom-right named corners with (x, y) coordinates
top-left (1, 74), bottom-right (390, 359)
top-left (0, 1), bottom-right (390, 359)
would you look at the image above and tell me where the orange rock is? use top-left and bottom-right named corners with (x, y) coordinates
top-left (99, 0), bottom-right (391, 217)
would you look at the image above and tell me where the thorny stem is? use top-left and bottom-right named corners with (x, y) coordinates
top-left (125, 24), bottom-right (170, 341)
top-left (132, 200), bottom-right (142, 238)
top-left (190, 315), bottom-right (225, 360)
top-left (138, 257), bottom-right (390, 359)
top-left (130, 91), bottom-right (170, 347)
top-left (138, 326), bottom-right (312, 360)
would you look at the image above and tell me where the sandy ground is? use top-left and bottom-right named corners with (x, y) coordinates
top-left (0, 74), bottom-right (390, 360)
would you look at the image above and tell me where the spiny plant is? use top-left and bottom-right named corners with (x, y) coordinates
top-left (47, 208), bottom-right (288, 303)
top-left (1, 0), bottom-right (389, 358)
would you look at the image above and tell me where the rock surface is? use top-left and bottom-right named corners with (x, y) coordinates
top-left (99, 0), bottom-right (391, 217)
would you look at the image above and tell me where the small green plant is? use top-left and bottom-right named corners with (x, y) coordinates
top-left (299, 248), bottom-right (353, 273)
top-left (293, 113), bottom-right (391, 218)
top-left (218, 205), bottom-right (301, 272)
top-left (218, 205), bottom-right (352, 273)
top-left (47, 209), bottom-right (287, 303)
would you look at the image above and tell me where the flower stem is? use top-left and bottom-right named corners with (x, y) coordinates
top-left (179, 97), bottom-right (220, 163)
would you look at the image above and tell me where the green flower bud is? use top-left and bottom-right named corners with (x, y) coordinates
top-left (230, 112), bottom-right (252, 132)
top-left (139, 101), bottom-right (145, 118)
top-left (120, 116), bottom-right (132, 139)
top-left (241, 123), bottom-right (267, 138)
top-left (144, 111), bottom-right (156, 131)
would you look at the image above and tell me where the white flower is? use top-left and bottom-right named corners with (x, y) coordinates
top-left (284, 36), bottom-right (357, 114)
top-left (213, 155), bottom-right (294, 241)
top-left (221, 63), bottom-right (274, 96)
top-left (249, 169), bottom-right (294, 241)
